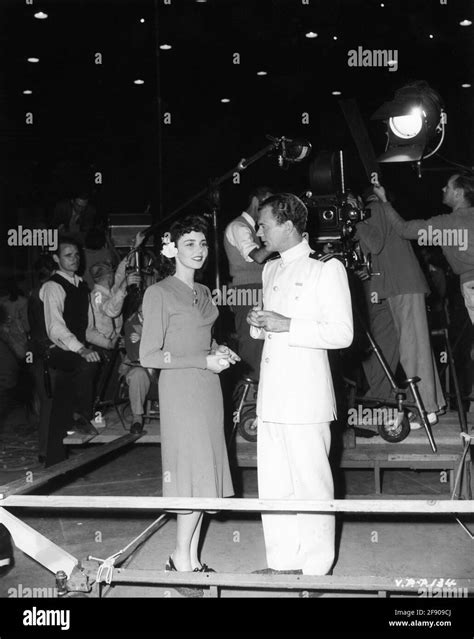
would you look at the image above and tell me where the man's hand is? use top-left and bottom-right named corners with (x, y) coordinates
top-left (254, 310), bottom-right (290, 333)
top-left (373, 183), bottom-right (388, 203)
top-left (122, 273), bottom-right (141, 290)
top-left (133, 231), bottom-right (146, 249)
top-left (79, 347), bottom-right (101, 362)
top-left (130, 332), bottom-right (140, 344)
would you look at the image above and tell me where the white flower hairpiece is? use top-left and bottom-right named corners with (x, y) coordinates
top-left (160, 232), bottom-right (178, 258)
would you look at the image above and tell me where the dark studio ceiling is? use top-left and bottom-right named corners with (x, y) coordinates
top-left (0, 0), bottom-right (473, 223)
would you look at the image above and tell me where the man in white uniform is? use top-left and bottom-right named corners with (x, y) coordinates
top-left (247, 193), bottom-right (353, 575)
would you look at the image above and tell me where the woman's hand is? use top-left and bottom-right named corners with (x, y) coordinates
top-left (206, 353), bottom-right (233, 374)
top-left (215, 344), bottom-right (241, 364)
top-left (130, 332), bottom-right (140, 344)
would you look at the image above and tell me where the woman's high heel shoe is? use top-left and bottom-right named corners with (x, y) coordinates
top-left (165, 556), bottom-right (204, 598)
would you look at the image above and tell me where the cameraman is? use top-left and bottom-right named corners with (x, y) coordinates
top-left (376, 174), bottom-right (474, 324)
top-left (355, 186), bottom-right (445, 430)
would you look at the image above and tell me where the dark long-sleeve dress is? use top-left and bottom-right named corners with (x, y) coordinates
top-left (140, 275), bottom-right (234, 498)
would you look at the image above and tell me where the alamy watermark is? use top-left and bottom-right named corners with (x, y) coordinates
top-left (347, 405), bottom-right (398, 426)
top-left (8, 584), bottom-right (58, 597)
top-left (347, 47), bottom-right (398, 72)
top-left (211, 285), bottom-right (263, 307)
top-left (7, 226), bottom-right (58, 251)
top-left (418, 225), bottom-right (468, 251)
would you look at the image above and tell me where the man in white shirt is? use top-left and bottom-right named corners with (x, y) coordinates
top-left (40, 235), bottom-right (111, 466)
top-left (247, 193), bottom-right (353, 575)
top-left (223, 186), bottom-right (274, 379)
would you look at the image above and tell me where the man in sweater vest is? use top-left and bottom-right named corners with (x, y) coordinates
top-left (40, 235), bottom-right (112, 466)
top-left (224, 186), bottom-right (274, 379)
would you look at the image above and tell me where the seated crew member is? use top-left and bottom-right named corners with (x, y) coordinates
top-left (223, 186), bottom-right (274, 379)
top-left (119, 305), bottom-right (157, 434)
top-left (40, 235), bottom-right (112, 467)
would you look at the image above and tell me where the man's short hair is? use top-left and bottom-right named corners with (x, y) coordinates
top-left (248, 185), bottom-right (274, 207)
top-left (259, 193), bottom-right (308, 234)
top-left (52, 234), bottom-right (82, 256)
top-left (452, 172), bottom-right (474, 207)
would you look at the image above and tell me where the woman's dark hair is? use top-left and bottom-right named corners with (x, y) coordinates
top-left (157, 214), bottom-right (209, 279)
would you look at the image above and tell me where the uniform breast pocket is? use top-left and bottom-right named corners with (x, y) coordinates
top-left (292, 281), bottom-right (305, 303)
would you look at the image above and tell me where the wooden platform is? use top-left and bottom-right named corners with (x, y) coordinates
top-left (64, 411), bottom-right (472, 499)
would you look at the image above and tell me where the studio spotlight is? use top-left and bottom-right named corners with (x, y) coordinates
top-left (371, 81), bottom-right (446, 162)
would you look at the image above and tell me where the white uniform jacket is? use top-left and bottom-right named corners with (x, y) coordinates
top-left (251, 240), bottom-right (353, 424)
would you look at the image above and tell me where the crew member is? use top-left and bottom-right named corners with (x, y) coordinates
top-left (40, 235), bottom-right (111, 466)
top-left (224, 186), bottom-right (274, 379)
top-left (377, 174), bottom-right (474, 323)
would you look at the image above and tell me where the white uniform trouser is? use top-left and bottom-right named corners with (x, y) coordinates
top-left (257, 419), bottom-right (335, 575)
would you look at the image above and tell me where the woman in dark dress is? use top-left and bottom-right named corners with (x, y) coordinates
top-left (140, 216), bottom-right (239, 581)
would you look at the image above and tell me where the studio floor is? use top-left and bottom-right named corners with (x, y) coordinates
top-left (1, 405), bottom-right (473, 599)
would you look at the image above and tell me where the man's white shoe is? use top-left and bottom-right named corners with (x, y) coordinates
top-left (409, 412), bottom-right (438, 431)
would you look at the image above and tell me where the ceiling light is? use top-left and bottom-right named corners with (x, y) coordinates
top-left (160, 44), bottom-right (172, 50)
top-left (462, 83), bottom-right (471, 88)
top-left (459, 20), bottom-right (472, 26)
top-left (140, 18), bottom-right (145, 23)
top-left (27, 57), bottom-right (40, 63)
top-left (134, 79), bottom-right (145, 85)
top-left (23, 90), bottom-right (33, 95)
top-left (429, 34), bottom-right (434, 39)
top-left (257, 70), bottom-right (267, 76)
top-left (333, 36), bottom-right (338, 40)
top-left (221, 98), bottom-right (230, 103)
top-left (34, 11), bottom-right (48, 19)
top-left (332, 91), bottom-right (342, 96)
top-left (305, 32), bottom-right (318, 38)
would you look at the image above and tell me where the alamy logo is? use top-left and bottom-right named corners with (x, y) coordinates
top-left (7, 226), bottom-right (58, 251)
top-left (347, 47), bottom-right (398, 72)
top-left (23, 606), bottom-right (70, 631)
top-left (418, 225), bottom-right (468, 251)
top-left (8, 584), bottom-right (58, 598)
top-left (347, 405), bottom-right (398, 426)
top-left (211, 286), bottom-right (263, 307)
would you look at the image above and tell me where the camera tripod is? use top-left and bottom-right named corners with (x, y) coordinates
top-left (350, 304), bottom-right (438, 452)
